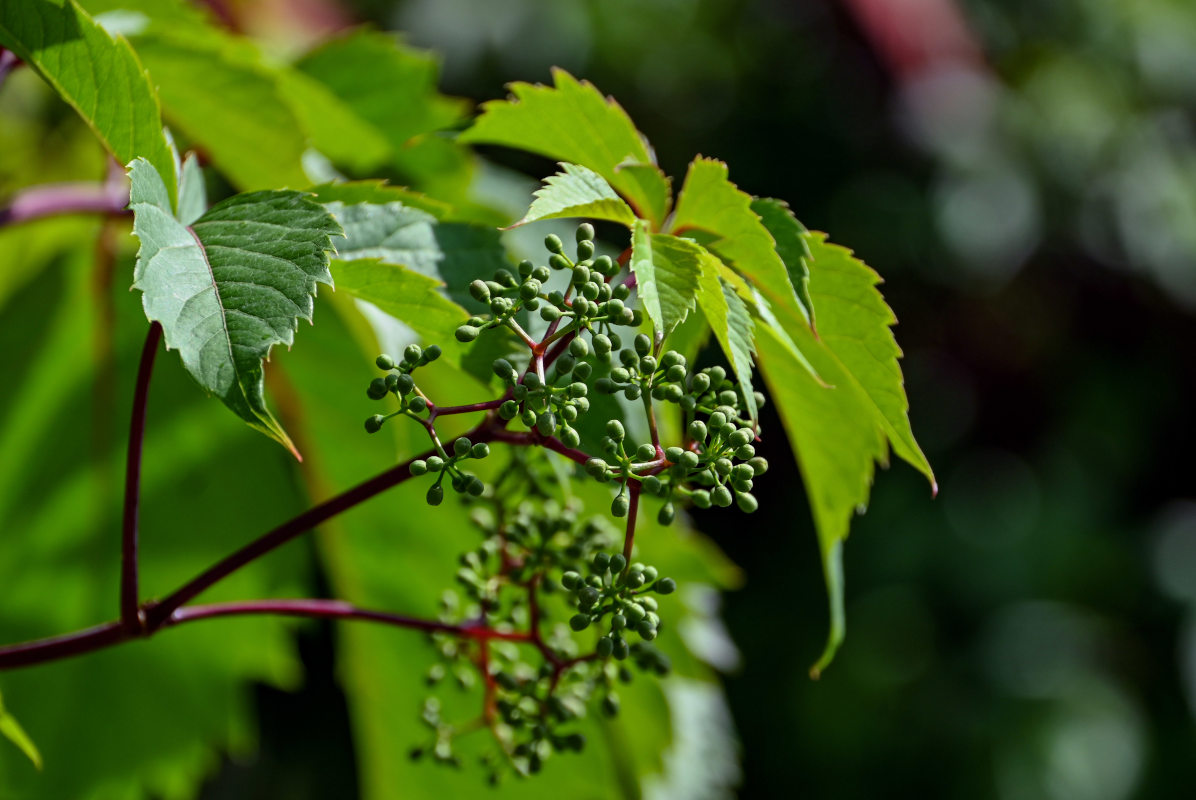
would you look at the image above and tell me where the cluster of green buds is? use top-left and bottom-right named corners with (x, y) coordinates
top-left (454, 224), bottom-right (641, 347)
top-left (410, 436), bottom-right (491, 506)
top-left (563, 552), bottom-right (676, 656)
top-left (363, 344), bottom-right (441, 433)
top-left (493, 352), bottom-right (591, 448)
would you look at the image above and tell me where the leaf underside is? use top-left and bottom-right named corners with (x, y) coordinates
top-left (129, 158), bottom-right (341, 456)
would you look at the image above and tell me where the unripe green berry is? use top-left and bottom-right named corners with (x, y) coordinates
top-left (640, 356), bottom-right (657, 373)
top-left (569, 337), bottom-right (589, 358)
top-left (562, 571), bottom-right (581, 589)
top-left (426, 484), bottom-right (444, 506)
top-left (609, 553), bottom-right (627, 573)
top-left (470, 442), bottom-right (490, 459)
top-left (593, 254), bottom-right (615, 276)
top-left (736, 492), bottom-right (759, 513)
top-left (749, 457), bottom-right (769, 475)
top-left (519, 280), bottom-right (540, 300)
top-left (520, 407), bottom-right (537, 427)
top-left (612, 637), bottom-right (629, 660)
top-left (545, 233), bottom-right (564, 254)
top-left (679, 451), bottom-right (700, 469)
top-left (593, 334), bottom-right (612, 354)
top-left (626, 571), bottom-right (646, 589)
top-left (376, 354), bottom-right (395, 370)
top-left (560, 426), bottom-right (581, 448)
top-left (364, 414), bottom-right (384, 433)
top-left (634, 333), bottom-right (652, 356)
top-left (658, 503), bottom-right (675, 525)
top-left (455, 325), bottom-right (480, 342)
top-left (712, 485), bottom-right (733, 507)
top-left (499, 400), bottom-right (519, 419)
top-left (576, 239), bottom-right (595, 260)
top-left (466, 476), bottom-right (485, 496)
top-left (624, 385), bottom-right (641, 400)
top-left (536, 411), bottom-right (556, 436)
top-left (576, 222), bottom-right (595, 243)
top-left (593, 552), bottom-right (611, 571)
top-left (664, 446), bottom-right (684, 463)
top-left (691, 489), bottom-right (712, 509)
top-left (395, 373), bottom-right (414, 395)
top-left (642, 475), bottom-right (662, 494)
top-left (606, 420), bottom-right (625, 441)
top-left (736, 444), bottom-right (756, 460)
top-left (453, 437), bottom-right (472, 457)
top-left (655, 577), bottom-right (677, 595)
top-left (367, 377), bottom-right (388, 399)
top-left (426, 455), bottom-right (445, 472)
top-left (569, 614), bottom-right (591, 632)
top-left (403, 344), bottom-right (422, 365)
top-left (611, 493), bottom-right (630, 517)
top-left (549, 253), bottom-right (571, 272)
top-left (408, 396), bottom-right (428, 413)
top-left (611, 614), bottom-right (627, 631)
top-left (585, 457), bottom-right (608, 478)
top-left (596, 636), bottom-right (614, 657)
top-left (708, 411), bottom-right (727, 430)
top-left (540, 305), bottom-right (562, 322)
top-left (578, 587), bottom-right (600, 608)
top-left (729, 428), bottom-right (754, 448)
top-left (635, 443), bottom-right (657, 462)
top-left (410, 459), bottom-right (428, 476)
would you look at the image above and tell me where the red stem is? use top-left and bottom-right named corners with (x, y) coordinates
top-left (0, 180), bottom-right (128, 228)
top-left (121, 323), bottom-right (161, 632)
top-left (623, 481), bottom-right (641, 562)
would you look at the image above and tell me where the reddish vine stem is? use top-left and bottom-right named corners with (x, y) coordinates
top-left (623, 481), bottom-right (642, 562)
top-left (0, 179), bottom-right (128, 228)
top-left (121, 322), bottom-right (162, 633)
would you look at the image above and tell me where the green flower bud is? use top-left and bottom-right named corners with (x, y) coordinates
top-left (729, 428), bottom-right (754, 448)
top-left (612, 637), bottom-right (629, 660)
top-left (569, 337), bottom-right (589, 358)
top-left (712, 485), bottom-right (733, 507)
top-left (492, 358), bottom-right (514, 381)
top-left (581, 281), bottom-right (600, 300)
top-left (453, 437), bottom-right (472, 457)
top-left (540, 305), bottom-right (562, 322)
top-left (367, 377), bottom-right (388, 399)
top-left (634, 333), bottom-right (652, 356)
top-left (376, 354), bottom-right (395, 370)
top-left (455, 325), bottom-right (480, 343)
top-left (611, 493), bottom-right (630, 517)
top-left (574, 362), bottom-right (593, 380)
top-left (576, 239), bottom-right (595, 260)
top-left (519, 279), bottom-right (540, 300)
top-left (749, 457), bottom-right (769, 475)
top-left (658, 503), bottom-right (675, 525)
top-left (624, 385), bottom-right (642, 400)
top-left (666, 364), bottom-right (687, 383)
top-left (655, 577), bottom-right (677, 594)
top-left (606, 419), bottom-right (625, 441)
top-left (664, 446), bottom-right (684, 463)
top-left (635, 443), bottom-right (657, 462)
top-left (593, 333), bottom-right (612, 354)
top-left (593, 552), bottom-right (611, 571)
top-left (593, 254), bottom-right (615, 276)
top-left (426, 484), bottom-right (444, 506)
top-left (609, 553), bottom-right (627, 574)
top-left (691, 373), bottom-right (711, 393)
top-left (610, 367), bottom-right (631, 383)
top-left (642, 475), bottom-right (662, 495)
top-left (364, 414), bottom-right (384, 433)
top-left (611, 614), bottom-right (627, 631)
top-left (578, 587), bottom-right (600, 608)
top-left (545, 233), bottom-right (564, 254)
top-left (736, 492), bottom-right (758, 513)
top-left (560, 426), bottom-right (581, 448)
top-left (536, 411), bottom-right (556, 436)
top-left (395, 373), bottom-right (415, 395)
top-left (426, 455), bottom-right (445, 472)
top-left (640, 356), bottom-right (657, 373)
top-left (410, 459), bottom-right (428, 476)
top-left (517, 259), bottom-right (534, 278)
top-left (467, 476), bottom-right (485, 496)
top-left (691, 489), bottom-right (711, 509)
top-left (571, 264), bottom-right (590, 285)
top-left (576, 222), bottom-right (595, 243)
top-left (523, 372), bottom-right (542, 390)
top-left (520, 407), bottom-right (537, 428)
top-left (570, 614), bottom-right (591, 632)
top-left (585, 457), bottom-right (608, 478)
top-left (408, 396), bottom-right (428, 413)
top-left (626, 570), bottom-right (646, 589)
top-left (708, 411), bottom-right (727, 431)
top-left (679, 451), bottom-right (700, 469)
top-left (499, 400), bottom-right (519, 420)
top-left (596, 636), bottom-right (614, 657)
top-left (736, 444), bottom-right (756, 460)
top-left (402, 345), bottom-right (421, 366)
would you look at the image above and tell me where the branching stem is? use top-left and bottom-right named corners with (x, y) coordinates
top-left (121, 322), bottom-right (161, 633)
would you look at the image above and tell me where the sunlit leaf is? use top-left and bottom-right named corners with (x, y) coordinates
top-left (631, 224), bottom-right (702, 340)
top-left (513, 163), bottom-right (637, 228)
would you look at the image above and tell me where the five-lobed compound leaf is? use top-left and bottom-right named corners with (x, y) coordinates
top-left (128, 158), bottom-right (340, 457)
top-left (513, 163), bottom-right (637, 228)
top-left (460, 69), bottom-right (672, 229)
top-left (695, 256), bottom-right (759, 422)
top-left (751, 197), bottom-right (815, 327)
top-left (0, 0), bottom-right (177, 202)
top-left (631, 224), bottom-right (703, 341)
top-left (0, 688), bottom-right (41, 770)
top-left (672, 158), bottom-right (809, 327)
top-left (755, 231), bottom-right (932, 676)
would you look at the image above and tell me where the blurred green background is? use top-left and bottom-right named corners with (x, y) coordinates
top-left (3, 0), bottom-right (1196, 798)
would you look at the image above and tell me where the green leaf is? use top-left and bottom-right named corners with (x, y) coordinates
top-left (631, 224), bottom-right (703, 340)
top-left (329, 258), bottom-right (468, 348)
top-left (128, 158), bottom-right (340, 456)
top-left (460, 69), bottom-right (672, 229)
top-left (513, 163), bottom-right (637, 228)
top-left (309, 181), bottom-right (452, 220)
top-left (0, 0), bottom-right (176, 202)
top-left (750, 197), bottom-right (815, 326)
top-left (0, 688), bottom-right (42, 770)
top-left (672, 158), bottom-right (808, 325)
top-left (695, 260), bottom-right (758, 421)
top-left (297, 30), bottom-right (468, 155)
top-left (276, 67), bottom-right (394, 174)
top-left (323, 200), bottom-right (508, 311)
top-left (129, 32), bottom-right (310, 190)
top-left (755, 232), bottom-right (932, 676)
